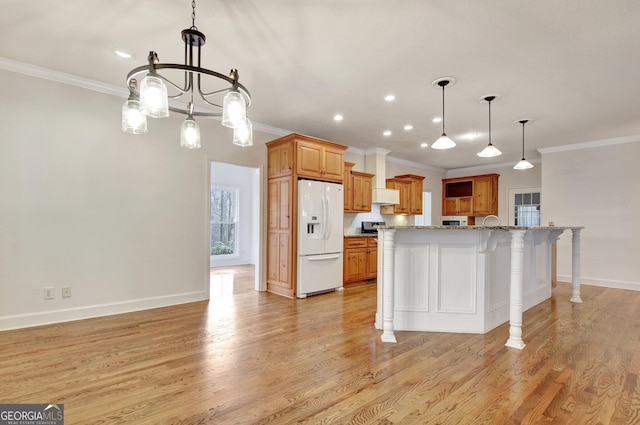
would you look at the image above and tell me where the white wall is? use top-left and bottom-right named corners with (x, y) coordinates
top-left (541, 140), bottom-right (640, 289)
top-left (0, 69), bottom-right (273, 330)
top-left (210, 162), bottom-right (258, 267)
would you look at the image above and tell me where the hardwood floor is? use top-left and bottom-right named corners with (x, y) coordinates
top-left (1, 266), bottom-right (639, 424)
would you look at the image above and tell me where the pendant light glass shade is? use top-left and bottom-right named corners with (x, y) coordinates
top-left (431, 134), bottom-right (456, 149)
top-left (221, 89), bottom-right (247, 128)
top-left (514, 159), bottom-right (534, 170)
top-left (121, 99), bottom-right (148, 134)
top-left (233, 119), bottom-right (253, 147)
top-left (477, 95), bottom-right (502, 157)
top-left (140, 75), bottom-right (170, 118)
top-left (514, 119), bottom-right (534, 170)
top-left (477, 144), bottom-right (502, 157)
top-left (431, 78), bottom-right (456, 150)
top-left (180, 117), bottom-right (201, 149)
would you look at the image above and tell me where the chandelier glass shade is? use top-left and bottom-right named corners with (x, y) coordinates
top-left (121, 1), bottom-right (252, 148)
top-left (514, 119), bottom-right (534, 169)
top-left (121, 98), bottom-right (147, 134)
top-left (477, 95), bottom-right (502, 157)
top-left (233, 118), bottom-right (253, 147)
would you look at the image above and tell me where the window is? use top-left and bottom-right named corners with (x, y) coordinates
top-left (211, 187), bottom-right (238, 256)
top-left (514, 191), bottom-right (540, 226)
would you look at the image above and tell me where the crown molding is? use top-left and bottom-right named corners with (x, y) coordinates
top-left (0, 56), bottom-right (127, 97)
top-left (386, 155), bottom-right (446, 173)
top-left (445, 157), bottom-right (541, 176)
top-left (537, 135), bottom-right (640, 154)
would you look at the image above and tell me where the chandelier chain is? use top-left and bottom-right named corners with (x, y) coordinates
top-left (191, 0), bottom-right (197, 29)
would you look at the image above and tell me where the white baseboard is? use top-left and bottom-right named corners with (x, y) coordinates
top-left (557, 275), bottom-right (640, 291)
top-left (0, 291), bottom-right (208, 331)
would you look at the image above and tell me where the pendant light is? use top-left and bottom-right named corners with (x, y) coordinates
top-left (477, 95), bottom-right (502, 157)
top-left (514, 119), bottom-right (534, 170)
top-left (431, 77), bottom-right (456, 149)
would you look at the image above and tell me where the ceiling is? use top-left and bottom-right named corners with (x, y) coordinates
top-left (2, 0), bottom-right (639, 170)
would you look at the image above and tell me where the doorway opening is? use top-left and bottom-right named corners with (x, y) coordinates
top-left (209, 161), bottom-right (262, 296)
top-left (508, 187), bottom-right (541, 225)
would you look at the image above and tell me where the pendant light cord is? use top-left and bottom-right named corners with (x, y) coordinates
top-left (488, 99), bottom-right (492, 145)
top-left (441, 85), bottom-right (446, 134)
top-left (521, 121), bottom-right (526, 159)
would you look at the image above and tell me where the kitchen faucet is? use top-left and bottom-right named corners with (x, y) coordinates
top-left (482, 215), bottom-right (501, 226)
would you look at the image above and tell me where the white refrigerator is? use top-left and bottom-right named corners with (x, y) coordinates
top-left (297, 179), bottom-right (344, 298)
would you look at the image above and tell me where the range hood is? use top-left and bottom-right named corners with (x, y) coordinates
top-left (365, 148), bottom-right (399, 205)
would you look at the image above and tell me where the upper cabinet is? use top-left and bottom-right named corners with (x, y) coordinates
top-left (343, 162), bottom-right (373, 213)
top-left (267, 141), bottom-right (293, 178)
top-left (380, 174), bottom-right (425, 215)
top-left (442, 173), bottom-right (499, 216)
top-left (343, 162), bottom-right (355, 211)
top-left (296, 138), bottom-right (345, 182)
top-left (351, 171), bottom-right (373, 212)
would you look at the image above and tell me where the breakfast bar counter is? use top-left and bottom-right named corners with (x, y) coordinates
top-left (375, 225), bottom-right (584, 349)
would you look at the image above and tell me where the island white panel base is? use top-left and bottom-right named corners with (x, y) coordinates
top-left (375, 228), bottom-right (555, 335)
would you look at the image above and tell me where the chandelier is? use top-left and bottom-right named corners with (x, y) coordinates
top-left (121, 1), bottom-right (253, 148)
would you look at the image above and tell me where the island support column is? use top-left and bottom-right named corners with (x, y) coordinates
top-left (506, 229), bottom-right (527, 349)
top-left (380, 229), bottom-right (397, 343)
top-left (570, 228), bottom-right (583, 303)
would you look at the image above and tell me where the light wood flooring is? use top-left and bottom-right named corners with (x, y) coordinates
top-left (1, 265), bottom-right (639, 424)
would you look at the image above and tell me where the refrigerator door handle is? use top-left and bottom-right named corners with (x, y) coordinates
top-left (325, 196), bottom-right (331, 241)
top-left (307, 253), bottom-right (340, 261)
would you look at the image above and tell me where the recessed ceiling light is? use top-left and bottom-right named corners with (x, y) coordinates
top-left (384, 95), bottom-right (396, 102)
top-left (462, 132), bottom-right (481, 140)
top-left (383, 130), bottom-right (392, 136)
top-left (333, 114), bottom-right (343, 121)
top-left (404, 125), bottom-right (413, 131)
top-left (420, 143), bottom-right (429, 148)
top-left (432, 117), bottom-right (442, 123)
top-left (112, 48), bottom-right (132, 59)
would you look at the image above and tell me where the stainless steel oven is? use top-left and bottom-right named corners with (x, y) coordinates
top-left (441, 216), bottom-right (468, 226)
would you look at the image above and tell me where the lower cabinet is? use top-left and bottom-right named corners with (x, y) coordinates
top-left (344, 236), bottom-right (377, 286)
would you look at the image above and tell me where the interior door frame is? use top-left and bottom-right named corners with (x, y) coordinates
top-left (208, 160), bottom-right (265, 293)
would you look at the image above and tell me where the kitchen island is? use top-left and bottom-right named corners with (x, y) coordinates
top-left (375, 225), bottom-right (584, 349)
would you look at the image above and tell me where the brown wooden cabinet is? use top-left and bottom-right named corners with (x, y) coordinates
top-left (351, 171), bottom-right (373, 212)
top-left (442, 174), bottom-right (499, 217)
top-left (266, 134), bottom-right (347, 298)
top-left (344, 236), bottom-right (377, 286)
top-left (343, 162), bottom-right (355, 211)
top-left (267, 142), bottom-right (293, 178)
top-left (380, 174), bottom-right (425, 215)
top-left (343, 163), bottom-right (373, 213)
top-left (296, 139), bottom-right (345, 182)
top-left (366, 238), bottom-right (378, 280)
top-left (472, 175), bottom-right (498, 216)
top-left (443, 196), bottom-right (473, 216)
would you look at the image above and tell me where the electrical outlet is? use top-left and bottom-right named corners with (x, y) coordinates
top-left (44, 287), bottom-right (54, 300)
top-left (62, 286), bottom-right (71, 298)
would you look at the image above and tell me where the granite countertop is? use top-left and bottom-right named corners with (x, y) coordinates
top-left (344, 233), bottom-right (379, 237)
top-left (380, 225), bottom-right (584, 230)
